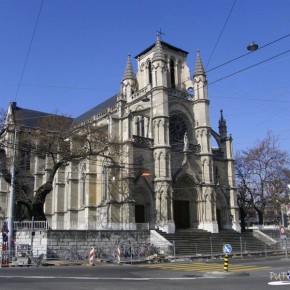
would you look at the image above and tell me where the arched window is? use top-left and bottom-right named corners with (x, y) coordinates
top-left (135, 116), bottom-right (145, 136)
top-left (148, 61), bottom-right (152, 85)
top-left (0, 149), bottom-right (6, 171)
top-left (19, 142), bottom-right (31, 170)
top-left (136, 117), bottom-right (140, 136)
top-left (169, 115), bottom-right (187, 144)
top-left (186, 87), bottom-right (194, 100)
top-left (170, 59), bottom-right (175, 88)
top-left (141, 118), bottom-right (145, 136)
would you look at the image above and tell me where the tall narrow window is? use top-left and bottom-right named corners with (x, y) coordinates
top-left (19, 143), bottom-right (31, 170)
top-left (148, 61), bottom-right (152, 85)
top-left (141, 117), bottom-right (145, 136)
top-left (170, 59), bottom-right (175, 88)
top-left (135, 116), bottom-right (144, 136)
top-left (102, 167), bottom-right (108, 201)
top-left (136, 117), bottom-right (140, 136)
top-left (0, 150), bottom-right (6, 171)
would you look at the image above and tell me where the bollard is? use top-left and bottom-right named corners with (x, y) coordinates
top-left (223, 254), bottom-right (229, 272)
top-left (89, 247), bottom-right (94, 266)
top-left (117, 245), bottom-right (121, 263)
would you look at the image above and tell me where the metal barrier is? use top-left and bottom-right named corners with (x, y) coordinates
top-left (0, 245), bottom-right (47, 267)
top-left (168, 236), bottom-right (286, 259)
top-left (46, 240), bottom-right (173, 264)
top-left (13, 221), bottom-right (49, 230)
top-left (48, 221), bottom-right (149, 231)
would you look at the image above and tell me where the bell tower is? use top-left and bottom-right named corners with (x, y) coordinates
top-left (192, 51), bottom-right (219, 233)
top-left (150, 35), bottom-right (175, 233)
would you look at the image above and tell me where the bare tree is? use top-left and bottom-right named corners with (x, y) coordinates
top-left (235, 131), bottom-right (290, 228)
top-left (1, 113), bottom-right (123, 221)
top-left (0, 107), bottom-right (6, 132)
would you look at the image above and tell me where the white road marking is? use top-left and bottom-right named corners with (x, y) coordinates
top-left (268, 281), bottom-right (290, 286)
top-left (0, 275), bottom-right (222, 281)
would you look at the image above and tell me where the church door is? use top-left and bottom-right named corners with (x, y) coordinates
top-left (135, 205), bottom-right (145, 223)
top-left (216, 209), bottom-right (222, 231)
top-left (174, 200), bottom-right (190, 229)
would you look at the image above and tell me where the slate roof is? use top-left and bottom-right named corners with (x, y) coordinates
top-left (11, 102), bottom-right (73, 128)
top-left (135, 40), bottom-right (188, 59)
top-left (194, 50), bottom-right (206, 77)
top-left (73, 94), bottom-right (118, 125)
top-left (152, 36), bottom-right (166, 62)
top-left (10, 93), bottom-right (118, 129)
top-left (123, 54), bottom-right (136, 81)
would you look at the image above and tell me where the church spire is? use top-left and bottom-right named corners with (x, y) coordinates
top-left (152, 33), bottom-right (165, 62)
top-left (194, 50), bottom-right (206, 77)
top-left (219, 109), bottom-right (228, 139)
top-left (123, 54), bottom-right (136, 81)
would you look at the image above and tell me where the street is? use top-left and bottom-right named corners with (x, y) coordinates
top-left (0, 256), bottom-right (289, 289)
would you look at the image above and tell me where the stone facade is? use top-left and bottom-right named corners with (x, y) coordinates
top-left (13, 229), bottom-right (169, 261)
top-left (0, 36), bottom-right (240, 234)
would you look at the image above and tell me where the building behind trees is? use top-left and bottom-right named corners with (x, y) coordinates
top-left (0, 36), bottom-right (240, 233)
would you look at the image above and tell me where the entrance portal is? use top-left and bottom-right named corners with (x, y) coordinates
top-left (174, 200), bottom-right (190, 229)
top-left (135, 205), bottom-right (145, 223)
top-left (216, 209), bottom-right (222, 231)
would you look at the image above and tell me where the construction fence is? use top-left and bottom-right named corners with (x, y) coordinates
top-left (1, 220), bottom-right (289, 266)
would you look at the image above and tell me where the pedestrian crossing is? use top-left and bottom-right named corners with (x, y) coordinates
top-left (138, 262), bottom-right (270, 273)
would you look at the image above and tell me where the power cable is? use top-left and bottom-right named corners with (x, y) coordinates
top-left (0, 34), bottom-right (287, 100)
top-left (209, 49), bottom-right (290, 86)
top-left (206, 33), bottom-right (290, 73)
top-left (205, 0), bottom-right (237, 69)
top-left (14, 0), bottom-right (44, 101)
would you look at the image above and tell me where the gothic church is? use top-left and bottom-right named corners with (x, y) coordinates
top-left (0, 36), bottom-right (240, 233)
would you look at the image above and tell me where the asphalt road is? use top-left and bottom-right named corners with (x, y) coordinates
top-left (0, 256), bottom-right (289, 290)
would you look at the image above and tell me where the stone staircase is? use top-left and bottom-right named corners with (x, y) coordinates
top-left (157, 229), bottom-right (277, 256)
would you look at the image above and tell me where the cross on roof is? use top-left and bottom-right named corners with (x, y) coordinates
top-left (156, 28), bottom-right (165, 40)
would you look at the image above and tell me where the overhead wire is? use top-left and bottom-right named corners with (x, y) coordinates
top-left (14, 0), bottom-right (44, 101)
top-left (208, 49), bottom-right (290, 86)
top-left (206, 33), bottom-right (290, 73)
top-left (2, 31), bottom-right (289, 191)
top-left (2, 46), bottom-right (289, 171)
top-left (0, 32), bottom-right (286, 103)
top-left (0, 33), bottom-right (287, 119)
top-left (205, 0), bottom-right (237, 69)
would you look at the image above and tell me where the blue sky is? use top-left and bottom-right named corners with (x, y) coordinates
top-left (0, 0), bottom-right (289, 153)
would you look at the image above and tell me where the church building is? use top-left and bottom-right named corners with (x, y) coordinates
top-left (0, 36), bottom-right (240, 233)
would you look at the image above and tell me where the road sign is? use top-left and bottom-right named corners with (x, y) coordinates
top-left (223, 244), bottom-right (232, 255)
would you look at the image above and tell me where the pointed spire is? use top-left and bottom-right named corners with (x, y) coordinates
top-left (219, 109), bottom-right (225, 123)
top-left (194, 50), bottom-right (206, 77)
top-left (152, 33), bottom-right (165, 62)
top-left (219, 109), bottom-right (227, 139)
top-left (123, 54), bottom-right (136, 81)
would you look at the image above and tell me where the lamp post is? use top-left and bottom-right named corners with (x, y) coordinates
top-left (81, 171), bottom-right (86, 206)
top-left (8, 127), bottom-right (17, 259)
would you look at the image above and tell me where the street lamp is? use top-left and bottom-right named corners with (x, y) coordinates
top-left (247, 42), bottom-right (259, 51)
top-left (81, 171), bottom-right (86, 206)
top-left (8, 127), bottom-right (17, 259)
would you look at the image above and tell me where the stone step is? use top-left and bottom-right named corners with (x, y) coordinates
top-left (157, 229), bottom-right (272, 256)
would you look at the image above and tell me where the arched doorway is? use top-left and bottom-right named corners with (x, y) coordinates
top-left (215, 189), bottom-right (229, 231)
top-left (173, 175), bottom-right (198, 229)
top-left (133, 188), bottom-right (152, 224)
